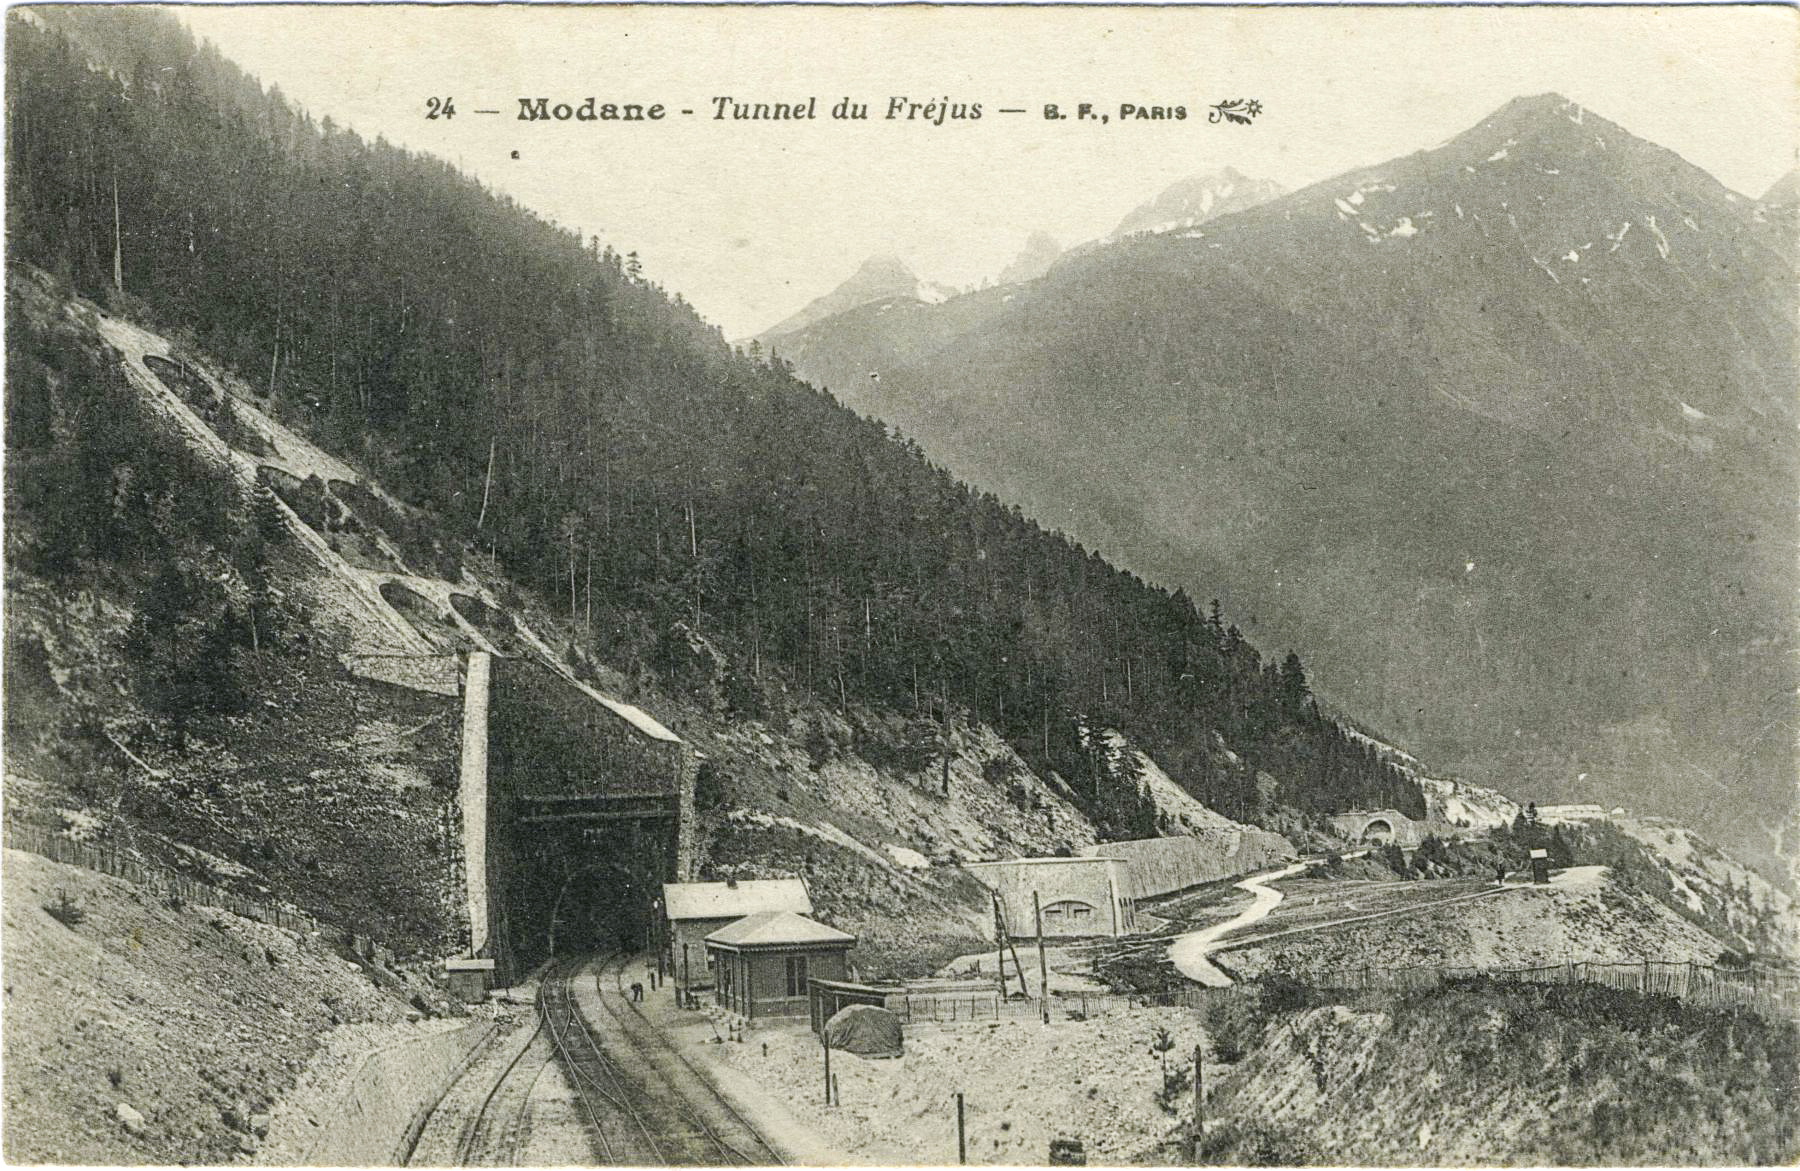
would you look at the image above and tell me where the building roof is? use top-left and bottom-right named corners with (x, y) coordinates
top-left (705, 910), bottom-right (856, 950)
top-left (663, 878), bottom-right (812, 922)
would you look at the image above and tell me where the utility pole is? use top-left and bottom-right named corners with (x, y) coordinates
top-left (1034, 891), bottom-right (1050, 1024)
top-left (994, 897), bottom-right (1007, 1002)
top-left (1191, 1043), bottom-right (1205, 1160)
top-left (823, 1034), bottom-right (832, 1105)
top-left (956, 1092), bottom-right (966, 1164)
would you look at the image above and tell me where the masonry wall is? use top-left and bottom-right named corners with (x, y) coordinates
top-left (966, 859), bottom-right (1133, 939)
top-left (1085, 830), bottom-right (1295, 901)
top-left (301, 1020), bottom-right (497, 1166)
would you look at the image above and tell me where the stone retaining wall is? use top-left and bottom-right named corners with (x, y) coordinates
top-left (302, 1020), bottom-right (497, 1166)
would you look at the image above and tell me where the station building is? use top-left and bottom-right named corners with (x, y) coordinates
top-left (706, 910), bottom-right (856, 1021)
top-left (662, 877), bottom-right (812, 989)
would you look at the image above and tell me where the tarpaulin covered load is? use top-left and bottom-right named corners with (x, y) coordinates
top-left (824, 1004), bottom-right (904, 1058)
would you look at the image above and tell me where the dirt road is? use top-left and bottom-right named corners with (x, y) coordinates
top-left (1168, 861), bottom-right (1312, 985)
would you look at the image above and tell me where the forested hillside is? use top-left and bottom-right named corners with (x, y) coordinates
top-left (6, 7), bottom-right (1425, 836)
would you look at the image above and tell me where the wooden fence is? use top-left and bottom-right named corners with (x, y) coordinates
top-left (892, 958), bottom-right (1796, 1026)
top-left (1305, 957), bottom-right (1798, 1018)
top-left (891, 984), bottom-right (1238, 1025)
top-left (6, 823), bottom-right (324, 937)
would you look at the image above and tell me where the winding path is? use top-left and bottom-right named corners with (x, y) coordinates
top-left (1168, 861), bottom-right (1312, 985)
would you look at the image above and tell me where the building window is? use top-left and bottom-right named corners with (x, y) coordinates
top-left (786, 954), bottom-right (809, 997)
top-left (1043, 900), bottom-right (1097, 927)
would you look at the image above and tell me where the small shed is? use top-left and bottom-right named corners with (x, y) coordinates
top-left (444, 957), bottom-right (495, 1003)
top-left (1530, 848), bottom-right (1551, 884)
top-left (663, 878), bottom-right (812, 990)
top-left (707, 911), bottom-right (856, 1021)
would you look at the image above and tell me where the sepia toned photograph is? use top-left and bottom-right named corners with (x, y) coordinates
top-left (2, 2), bottom-right (1796, 1165)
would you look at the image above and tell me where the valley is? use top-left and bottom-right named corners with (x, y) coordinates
top-left (3, 5), bottom-right (1796, 1167)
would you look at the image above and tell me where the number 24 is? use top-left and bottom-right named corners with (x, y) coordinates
top-left (426, 97), bottom-right (456, 120)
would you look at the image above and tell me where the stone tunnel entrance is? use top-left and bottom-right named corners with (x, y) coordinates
top-left (459, 653), bottom-right (690, 985)
top-left (494, 817), bottom-right (676, 976)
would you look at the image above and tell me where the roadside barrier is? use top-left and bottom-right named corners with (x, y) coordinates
top-left (1308, 956), bottom-right (1798, 1018)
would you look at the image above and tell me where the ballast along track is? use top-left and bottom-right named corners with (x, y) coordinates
top-left (539, 953), bottom-right (783, 1166)
top-left (592, 952), bottom-right (784, 1166)
top-left (448, 1013), bottom-right (550, 1166)
top-left (537, 957), bottom-right (661, 1164)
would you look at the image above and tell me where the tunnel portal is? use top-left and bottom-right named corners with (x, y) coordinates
top-left (462, 654), bottom-right (689, 984)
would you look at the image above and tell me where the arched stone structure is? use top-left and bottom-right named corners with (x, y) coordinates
top-left (1328, 809), bottom-right (1424, 848)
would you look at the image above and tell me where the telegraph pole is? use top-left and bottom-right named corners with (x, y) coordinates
top-left (1034, 891), bottom-right (1050, 1024)
top-left (1191, 1043), bottom-right (1205, 1159)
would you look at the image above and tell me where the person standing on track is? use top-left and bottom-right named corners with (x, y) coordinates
top-left (631, 980), bottom-right (644, 1002)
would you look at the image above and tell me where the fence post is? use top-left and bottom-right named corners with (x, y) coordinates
top-left (1191, 1042), bottom-right (1205, 1159)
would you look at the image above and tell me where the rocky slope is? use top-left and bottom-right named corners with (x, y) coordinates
top-left (5, 269), bottom-right (1305, 985)
top-left (1, 850), bottom-right (444, 1165)
top-left (1205, 981), bottom-right (1799, 1165)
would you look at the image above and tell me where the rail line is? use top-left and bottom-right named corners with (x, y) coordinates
top-left (594, 952), bottom-right (785, 1166)
top-left (539, 956), bottom-right (658, 1164)
top-left (428, 953), bottom-right (784, 1166)
top-left (449, 1011), bottom-right (549, 1166)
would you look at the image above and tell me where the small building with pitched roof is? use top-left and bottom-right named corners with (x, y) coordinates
top-left (706, 910), bottom-right (856, 1021)
top-left (662, 878), bottom-right (813, 989)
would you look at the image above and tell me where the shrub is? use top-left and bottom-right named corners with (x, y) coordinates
top-left (693, 760), bottom-right (729, 812)
top-left (1204, 994), bottom-right (1258, 1062)
top-left (1153, 1064), bottom-right (1193, 1115)
top-left (1254, 972), bottom-right (1318, 1018)
top-left (1194, 1120), bottom-right (1316, 1166)
top-left (45, 888), bottom-right (85, 928)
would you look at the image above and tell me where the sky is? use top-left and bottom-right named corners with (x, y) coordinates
top-left (175, 4), bottom-right (1797, 339)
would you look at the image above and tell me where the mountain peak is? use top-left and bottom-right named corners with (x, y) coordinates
top-left (852, 253), bottom-right (918, 282)
top-left (1111, 168), bottom-right (1286, 239)
top-left (996, 232), bottom-right (1064, 285)
top-left (1762, 167), bottom-right (1800, 207)
top-left (758, 253), bottom-right (961, 340)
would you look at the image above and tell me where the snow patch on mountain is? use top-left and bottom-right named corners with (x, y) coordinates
top-left (1110, 167), bottom-right (1286, 240)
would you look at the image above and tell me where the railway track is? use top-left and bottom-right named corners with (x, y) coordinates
top-left (538, 956), bottom-right (663, 1163)
top-left (420, 953), bottom-right (783, 1166)
top-left (449, 1013), bottom-right (550, 1166)
top-left (536, 952), bottom-right (784, 1165)
top-left (591, 952), bottom-right (784, 1166)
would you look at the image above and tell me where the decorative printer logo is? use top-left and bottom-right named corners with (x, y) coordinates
top-left (1208, 99), bottom-right (1262, 125)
